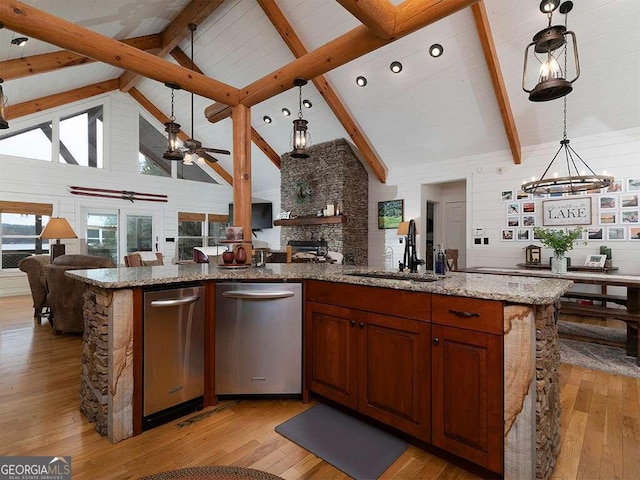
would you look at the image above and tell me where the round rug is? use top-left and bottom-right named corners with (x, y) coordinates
top-left (140, 466), bottom-right (284, 480)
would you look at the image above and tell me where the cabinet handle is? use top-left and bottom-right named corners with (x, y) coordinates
top-left (350, 320), bottom-right (356, 326)
top-left (448, 309), bottom-right (480, 318)
top-left (433, 337), bottom-right (439, 345)
top-left (359, 322), bottom-right (365, 328)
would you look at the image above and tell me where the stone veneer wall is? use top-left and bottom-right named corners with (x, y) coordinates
top-left (80, 285), bottom-right (110, 436)
top-left (280, 139), bottom-right (368, 265)
top-left (535, 303), bottom-right (561, 479)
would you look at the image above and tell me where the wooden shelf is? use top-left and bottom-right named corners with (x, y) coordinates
top-left (273, 215), bottom-right (347, 227)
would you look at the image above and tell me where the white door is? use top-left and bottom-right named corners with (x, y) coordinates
top-left (444, 201), bottom-right (466, 269)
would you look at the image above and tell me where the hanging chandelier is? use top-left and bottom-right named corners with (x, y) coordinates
top-left (162, 82), bottom-right (183, 161)
top-left (289, 78), bottom-right (310, 159)
top-left (522, 0), bottom-right (580, 102)
top-left (521, 96), bottom-right (613, 194)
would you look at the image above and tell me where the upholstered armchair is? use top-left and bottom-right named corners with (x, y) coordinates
top-left (18, 254), bottom-right (51, 324)
top-left (46, 254), bottom-right (115, 334)
top-left (124, 252), bottom-right (164, 267)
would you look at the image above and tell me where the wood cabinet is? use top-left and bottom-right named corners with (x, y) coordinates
top-left (431, 295), bottom-right (504, 474)
top-left (305, 281), bottom-right (431, 441)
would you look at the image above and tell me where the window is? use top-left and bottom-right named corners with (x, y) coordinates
top-left (0, 104), bottom-right (104, 167)
top-left (177, 213), bottom-right (228, 260)
top-left (0, 201), bottom-right (53, 269)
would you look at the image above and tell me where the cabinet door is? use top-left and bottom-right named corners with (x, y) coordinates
top-left (305, 302), bottom-right (359, 410)
top-left (359, 313), bottom-right (430, 441)
top-left (431, 324), bottom-right (503, 474)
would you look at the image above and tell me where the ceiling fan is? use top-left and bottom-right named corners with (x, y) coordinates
top-left (177, 23), bottom-right (230, 165)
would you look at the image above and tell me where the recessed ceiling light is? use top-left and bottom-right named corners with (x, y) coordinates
top-left (390, 61), bottom-right (403, 73)
top-left (429, 44), bottom-right (443, 57)
top-left (303, 99), bottom-right (312, 108)
top-left (282, 108), bottom-right (290, 116)
top-left (11, 37), bottom-right (28, 47)
top-left (356, 76), bottom-right (367, 87)
top-left (263, 115), bottom-right (272, 124)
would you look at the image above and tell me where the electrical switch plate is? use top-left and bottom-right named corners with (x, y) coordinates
top-left (474, 228), bottom-right (484, 236)
top-left (483, 237), bottom-right (489, 245)
top-left (474, 238), bottom-right (482, 245)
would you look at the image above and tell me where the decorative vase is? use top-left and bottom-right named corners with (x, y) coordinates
top-left (235, 246), bottom-right (247, 265)
top-left (222, 250), bottom-right (235, 264)
top-left (551, 252), bottom-right (567, 274)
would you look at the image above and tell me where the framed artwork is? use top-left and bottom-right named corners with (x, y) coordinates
top-left (522, 215), bottom-right (536, 227)
top-left (627, 178), bottom-right (640, 192)
top-left (516, 189), bottom-right (529, 200)
top-left (501, 190), bottom-right (514, 202)
top-left (605, 180), bottom-right (623, 193)
top-left (599, 196), bottom-right (617, 210)
top-left (599, 212), bottom-right (616, 225)
top-left (620, 194), bottom-right (639, 208)
top-left (517, 229), bottom-right (530, 241)
top-left (506, 202), bottom-right (520, 215)
top-left (584, 254), bottom-right (607, 268)
top-left (542, 197), bottom-right (592, 226)
top-left (507, 216), bottom-right (520, 227)
top-left (630, 227), bottom-right (640, 240)
top-left (587, 227), bottom-right (604, 240)
top-left (501, 229), bottom-right (514, 241)
top-left (607, 227), bottom-right (626, 241)
top-left (377, 200), bottom-right (404, 229)
top-left (621, 210), bottom-right (639, 224)
top-left (522, 202), bottom-right (536, 213)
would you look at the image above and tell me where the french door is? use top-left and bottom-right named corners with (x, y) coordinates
top-left (82, 207), bottom-right (161, 264)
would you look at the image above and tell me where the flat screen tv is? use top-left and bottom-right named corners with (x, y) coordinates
top-left (228, 202), bottom-right (273, 230)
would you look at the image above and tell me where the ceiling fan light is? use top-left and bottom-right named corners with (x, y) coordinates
top-left (183, 153), bottom-right (194, 165)
top-left (197, 155), bottom-right (206, 165)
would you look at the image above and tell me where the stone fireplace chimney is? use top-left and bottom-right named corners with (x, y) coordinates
top-left (280, 139), bottom-right (368, 265)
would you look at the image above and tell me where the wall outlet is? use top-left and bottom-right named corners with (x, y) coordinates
top-left (474, 238), bottom-right (482, 245)
top-left (399, 237), bottom-right (403, 244)
top-left (483, 237), bottom-right (489, 245)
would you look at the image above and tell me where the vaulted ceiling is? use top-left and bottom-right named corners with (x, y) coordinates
top-left (1, 0), bottom-right (638, 193)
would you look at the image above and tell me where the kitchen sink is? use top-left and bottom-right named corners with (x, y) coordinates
top-left (345, 271), bottom-right (442, 283)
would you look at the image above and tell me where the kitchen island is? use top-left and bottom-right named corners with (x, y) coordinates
top-left (69, 263), bottom-right (572, 480)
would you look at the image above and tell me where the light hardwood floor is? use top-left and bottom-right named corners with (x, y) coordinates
top-left (1, 295), bottom-right (639, 479)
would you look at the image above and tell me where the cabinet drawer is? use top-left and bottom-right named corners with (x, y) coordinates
top-left (432, 295), bottom-right (503, 335)
top-left (305, 280), bottom-right (430, 322)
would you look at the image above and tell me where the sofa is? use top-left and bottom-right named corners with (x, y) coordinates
top-left (46, 254), bottom-right (115, 334)
top-left (18, 254), bottom-right (51, 324)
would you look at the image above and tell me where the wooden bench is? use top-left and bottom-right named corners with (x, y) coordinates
top-left (561, 291), bottom-right (628, 306)
top-left (560, 301), bottom-right (640, 358)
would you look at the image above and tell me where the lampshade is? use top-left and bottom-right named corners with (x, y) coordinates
top-left (40, 217), bottom-right (77, 240)
top-left (396, 221), bottom-right (410, 236)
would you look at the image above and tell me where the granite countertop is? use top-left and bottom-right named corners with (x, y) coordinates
top-left (67, 263), bottom-right (573, 305)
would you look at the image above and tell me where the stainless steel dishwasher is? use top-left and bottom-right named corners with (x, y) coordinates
top-left (143, 284), bottom-right (204, 429)
top-left (215, 282), bottom-right (302, 395)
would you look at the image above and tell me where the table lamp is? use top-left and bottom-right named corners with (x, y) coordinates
top-left (40, 217), bottom-right (77, 261)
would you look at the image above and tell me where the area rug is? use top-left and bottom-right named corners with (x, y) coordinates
top-left (275, 403), bottom-right (408, 480)
top-left (558, 321), bottom-right (640, 378)
top-left (140, 466), bottom-right (283, 480)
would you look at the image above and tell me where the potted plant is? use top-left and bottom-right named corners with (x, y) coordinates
top-left (532, 226), bottom-right (585, 273)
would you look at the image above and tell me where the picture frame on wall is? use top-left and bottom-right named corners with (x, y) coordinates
top-left (630, 227), bottom-right (640, 240)
top-left (517, 229), bottom-right (530, 241)
top-left (605, 180), bottom-right (623, 193)
top-left (501, 190), bottom-right (514, 202)
top-left (621, 210), bottom-right (639, 224)
top-left (599, 196), bottom-right (617, 210)
top-left (377, 200), bottom-right (404, 229)
top-left (507, 216), bottom-right (520, 227)
top-left (522, 215), bottom-right (536, 227)
top-left (587, 228), bottom-right (604, 240)
top-left (607, 227), bottom-right (626, 241)
top-left (627, 178), bottom-right (640, 192)
top-left (599, 212), bottom-right (616, 225)
top-left (522, 202), bottom-right (535, 213)
top-left (506, 202), bottom-right (520, 215)
top-left (501, 229), bottom-right (514, 241)
top-left (620, 194), bottom-right (639, 208)
top-left (542, 197), bottom-right (592, 226)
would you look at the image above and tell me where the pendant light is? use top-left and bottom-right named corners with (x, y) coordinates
top-left (289, 78), bottom-right (310, 159)
top-left (521, 95), bottom-right (613, 194)
top-left (0, 78), bottom-right (8, 129)
top-left (162, 82), bottom-right (183, 161)
top-left (522, 1), bottom-right (580, 102)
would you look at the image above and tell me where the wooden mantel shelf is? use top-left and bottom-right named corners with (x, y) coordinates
top-left (273, 215), bottom-right (347, 227)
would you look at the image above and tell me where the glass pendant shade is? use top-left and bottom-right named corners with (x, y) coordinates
top-left (290, 119), bottom-right (310, 159)
top-left (522, 1), bottom-right (580, 102)
top-left (163, 121), bottom-right (182, 160)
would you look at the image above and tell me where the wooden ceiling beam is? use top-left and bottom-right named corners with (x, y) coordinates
top-left (0, 0), bottom-right (239, 105)
top-left (237, 0), bottom-right (478, 107)
top-left (169, 46), bottom-right (203, 74)
top-left (119, 0), bottom-right (224, 92)
top-left (335, 0), bottom-right (396, 39)
top-left (128, 87), bottom-right (233, 186)
top-left (471, 1), bottom-right (521, 165)
top-left (0, 34), bottom-right (162, 81)
top-left (258, 0), bottom-right (387, 182)
top-left (5, 79), bottom-right (119, 120)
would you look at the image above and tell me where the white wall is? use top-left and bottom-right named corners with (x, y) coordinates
top-left (1, 91), bottom-right (233, 297)
top-left (369, 127), bottom-right (640, 274)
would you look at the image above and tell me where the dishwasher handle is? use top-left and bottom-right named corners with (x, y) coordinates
top-left (150, 295), bottom-right (200, 307)
top-left (221, 291), bottom-right (295, 300)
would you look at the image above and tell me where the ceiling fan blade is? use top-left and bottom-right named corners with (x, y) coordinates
top-left (201, 147), bottom-right (230, 155)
